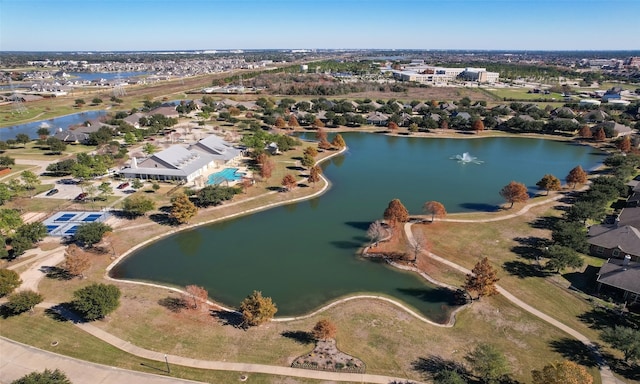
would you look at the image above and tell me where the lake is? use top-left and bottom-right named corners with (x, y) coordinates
top-left (67, 71), bottom-right (151, 81)
top-left (109, 133), bottom-right (602, 320)
top-left (0, 110), bottom-right (107, 141)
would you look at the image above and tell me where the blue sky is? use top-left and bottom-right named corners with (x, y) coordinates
top-left (1, 0), bottom-right (639, 51)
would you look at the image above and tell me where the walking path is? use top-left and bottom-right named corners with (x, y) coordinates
top-left (2, 300), bottom-right (424, 384)
top-left (403, 221), bottom-right (625, 384)
top-left (2, 165), bottom-right (621, 383)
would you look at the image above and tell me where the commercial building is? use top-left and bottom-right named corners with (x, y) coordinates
top-left (120, 135), bottom-right (242, 183)
top-left (392, 65), bottom-right (499, 85)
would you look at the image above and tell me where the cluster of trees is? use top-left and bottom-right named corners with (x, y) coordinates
top-left (431, 342), bottom-right (593, 384)
top-left (241, 129), bottom-right (301, 154)
top-left (0, 268), bottom-right (43, 315)
top-left (0, 169), bottom-right (42, 204)
top-left (0, 209), bottom-right (48, 258)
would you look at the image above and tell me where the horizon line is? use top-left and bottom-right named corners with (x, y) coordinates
top-left (2, 48), bottom-right (640, 54)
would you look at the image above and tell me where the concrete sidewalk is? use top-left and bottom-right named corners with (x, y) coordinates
top-left (0, 337), bottom-right (204, 384)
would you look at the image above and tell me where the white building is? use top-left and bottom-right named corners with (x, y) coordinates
top-left (392, 65), bottom-right (498, 84)
top-left (120, 135), bottom-right (242, 183)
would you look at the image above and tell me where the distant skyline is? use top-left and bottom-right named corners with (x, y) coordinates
top-left (1, 0), bottom-right (639, 52)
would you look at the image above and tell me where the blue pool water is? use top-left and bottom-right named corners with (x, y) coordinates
top-left (207, 168), bottom-right (244, 185)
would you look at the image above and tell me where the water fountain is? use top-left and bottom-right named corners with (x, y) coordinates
top-left (452, 152), bottom-right (483, 164)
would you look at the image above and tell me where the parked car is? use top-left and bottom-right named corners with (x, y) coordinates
top-left (46, 188), bottom-right (59, 196)
top-left (74, 193), bottom-right (87, 201)
top-left (59, 178), bottom-right (77, 185)
top-left (117, 182), bottom-right (129, 190)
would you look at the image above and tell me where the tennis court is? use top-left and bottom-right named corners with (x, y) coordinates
top-left (43, 211), bottom-right (110, 237)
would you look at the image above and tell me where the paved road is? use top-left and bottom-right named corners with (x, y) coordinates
top-left (0, 337), bottom-right (205, 384)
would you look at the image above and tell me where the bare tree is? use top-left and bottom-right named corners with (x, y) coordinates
top-left (409, 231), bottom-right (429, 262)
top-left (367, 220), bottom-right (385, 246)
top-left (182, 285), bottom-right (208, 310)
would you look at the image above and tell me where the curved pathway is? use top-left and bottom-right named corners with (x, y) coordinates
top-left (3, 146), bottom-right (427, 384)
top-left (403, 221), bottom-right (624, 384)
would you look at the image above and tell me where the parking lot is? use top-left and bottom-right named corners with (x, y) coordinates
top-left (37, 178), bottom-right (137, 201)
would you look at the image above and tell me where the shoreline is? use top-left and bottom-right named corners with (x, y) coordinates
top-left (102, 130), bottom-right (608, 325)
top-left (104, 143), bottom-right (463, 326)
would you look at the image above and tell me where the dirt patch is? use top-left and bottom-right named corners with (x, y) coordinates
top-left (291, 339), bottom-right (365, 373)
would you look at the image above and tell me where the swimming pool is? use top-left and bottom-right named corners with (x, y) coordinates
top-left (207, 168), bottom-right (245, 185)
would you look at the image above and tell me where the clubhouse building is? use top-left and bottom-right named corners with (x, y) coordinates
top-left (120, 135), bottom-right (243, 184)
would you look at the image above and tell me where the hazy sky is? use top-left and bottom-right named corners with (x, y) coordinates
top-left (1, 0), bottom-right (639, 51)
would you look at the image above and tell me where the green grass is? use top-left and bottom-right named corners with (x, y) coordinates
top-left (1, 142), bottom-right (93, 160)
top-left (485, 88), bottom-right (564, 101)
top-left (0, 309), bottom-right (343, 384)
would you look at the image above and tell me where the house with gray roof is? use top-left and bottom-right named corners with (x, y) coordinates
top-left (596, 256), bottom-right (640, 304)
top-left (53, 129), bottom-right (90, 144)
top-left (123, 112), bottom-right (147, 129)
top-left (366, 112), bottom-right (389, 126)
top-left (588, 225), bottom-right (640, 261)
top-left (148, 106), bottom-right (179, 118)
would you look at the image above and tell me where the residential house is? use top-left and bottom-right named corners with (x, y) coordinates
top-left (148, 106), bottom-right (179, 119)
top-left (593, 121), bottom-right (633, 138)
top-left (596, 256), bottom-right (640, 304)
top-left (123, 112), bottom-right (147, 129)
top-left (588, 224), bottom-right (640, 262)
top-left (583, 110), bottom-right (609, 123)
top-left (366, 112), bottom-right (389, 126)
top-left (451, 111), bottom-right (471, 121)
top-left (52, 129), bottom-right (90, 144)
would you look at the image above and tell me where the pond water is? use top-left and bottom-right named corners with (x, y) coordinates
top-left (0, 110), bottom-right (107, 141)
top-left (109, 133), bottom-right (603, 320)
top-left (67, 71), bottom-right (151, 81)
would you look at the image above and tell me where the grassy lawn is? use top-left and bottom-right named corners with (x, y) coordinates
top-left (4, 82), bottom-right (636, 384)
top-left (0, 309), bottom-right (343, 384)
top-left (485, 88), bottom-right (564, 101)
top-left (412, 199), bottom-right (605, 341)
top-left (31, 194), bottom-right (605, 383)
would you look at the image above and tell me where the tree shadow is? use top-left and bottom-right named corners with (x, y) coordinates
top-left (562, 265), bottom-right (599, 293)
top-left (548, 338), bottom-right (598, 367)
top-left (397, 287), bottom-right (461, 306)
top-left (530, 216), bottom-right (560, 230)
top-left (148, 213), bottom-right (174, 226)
top-left (411, 355), bottom-right (471, 380)
top-left (281, 330), bottom-right (315, 345)
top-left (509, 246), bottom-right (543, 261)
top-left (502, 260), bottom-right (546, 278)
top-left (43, 266), bottom-right (73, 281)
top-left (44, 304), bottom-right (72, 322)
top-left (266, 186), bottom-right (283, 192)
top-left (344, 221), bottom-right (372, 231)
top-left (578, 306), bottom-right (640, 331)
top-left (608, 357), bottom-right (640, 381)
top-left (458, 202), bottom-right (500, 212)
top-left (158, 297), bottom-right (187, 313)
top-left (210, 309), bottom-right (243, 328)
top-left (329, 240), bottom-right (365, 250)
top-left (286, 166), bottom-right (306, 171)
top-left (44, 303), bottom-right (85, 324)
